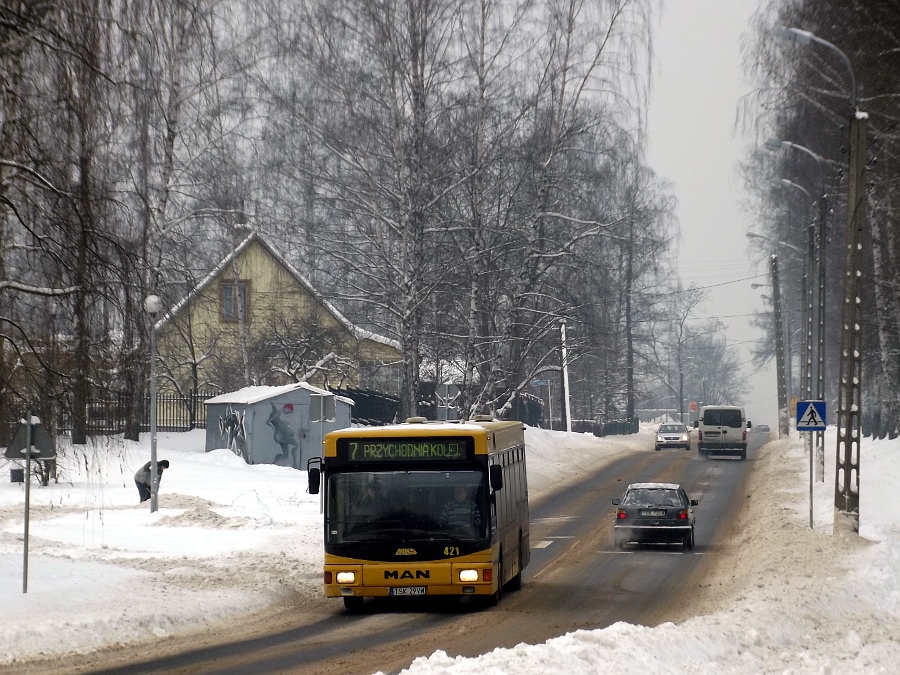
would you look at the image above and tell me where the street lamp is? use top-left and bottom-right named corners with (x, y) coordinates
top-left (748, 234), bottom-right (803, 396)
top-left (775, 27), bottom-right (858, 109)
top-left (776, 25), bottom-right (865, 531)
top-left (745, 248), bottom-right (790, 437)
top-left (144, 294), bottom-right (163, 513)
top-left (746, 231), bottom-right (804, 256)
top-left (769, 255), bottom-right (789, 437)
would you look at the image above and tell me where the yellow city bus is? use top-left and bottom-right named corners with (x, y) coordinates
top-left (307, 416), bottom-right (529, 611)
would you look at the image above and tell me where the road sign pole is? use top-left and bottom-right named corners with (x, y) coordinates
top-left (5, 410), bottom-right (56, 594)
top-left (796, 400), bottom-right (826, 531)
top-left (23, 410), bottom-right (32, 594)
top-left (808, 431), bottom-right (813, 530)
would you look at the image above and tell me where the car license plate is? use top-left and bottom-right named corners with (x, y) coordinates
top-left (390, 586), bottom-right (426, 596)
top-left (640, 509), bottom-right (665, 517)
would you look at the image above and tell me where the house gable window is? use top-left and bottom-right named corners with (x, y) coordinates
top-left (221, 281), bottom-right (250, 322)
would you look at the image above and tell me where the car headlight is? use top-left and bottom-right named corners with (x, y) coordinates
top-left (681, 434), bottom-right (689, 442)
top-left (458, 569), bottom-right (479, 583)
top-left (656, 436), bottom-right (664, 442)
top-left (336, 571), bottom-right (356, 584)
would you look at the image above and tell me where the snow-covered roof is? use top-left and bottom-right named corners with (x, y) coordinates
top-left (205, 382), bottom-right (354, 406)
top-left (156, 231), bottom-right (401, 352)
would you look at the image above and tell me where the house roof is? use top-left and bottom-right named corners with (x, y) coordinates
top-left (155, 231), bottom-right (401, 352)
top-left (205, 382), bottom-right (355, 406)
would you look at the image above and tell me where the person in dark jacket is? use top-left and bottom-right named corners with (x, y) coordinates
top-left (135, 459), bottom-right (169, 503)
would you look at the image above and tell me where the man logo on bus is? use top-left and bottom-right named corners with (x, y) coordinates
top-left (395, 548), bottom-right (417, 555)
top-left (384, 570), bottom-right (430, 580)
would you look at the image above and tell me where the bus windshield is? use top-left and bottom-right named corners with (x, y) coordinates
top-left (326, 470), bottom-right (487, 544)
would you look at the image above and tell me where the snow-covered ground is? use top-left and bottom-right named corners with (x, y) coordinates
top-left (1, 422), bottom-right (899, 673)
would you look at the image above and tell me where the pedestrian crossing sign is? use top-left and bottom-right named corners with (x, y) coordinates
top-left (796, 400), bottom-right (826, 431)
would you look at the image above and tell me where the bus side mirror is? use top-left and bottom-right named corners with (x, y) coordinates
top-left (307, 457), bottom-right (322, 495)
top-left (490, 464), bottom-right (503, 491)
top-left (308, 468), bottom-right (320, 495)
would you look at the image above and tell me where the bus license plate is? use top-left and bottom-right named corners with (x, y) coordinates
top-left (391, 586), bottom-right (426, 596)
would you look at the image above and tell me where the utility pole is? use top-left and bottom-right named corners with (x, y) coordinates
top-left (560, 321), bottom-right (573, 433)
top-left (804, 221), bottom-right (816, 467)
top-left (815, 195), bottom-right (828, 481)
top-left (834, 111), bottom-right (867, 533)
top-left (771, 255), bottom-right (789, 437)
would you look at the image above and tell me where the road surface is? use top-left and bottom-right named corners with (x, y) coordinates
top-left (73, 433), bottom-right (766, 675)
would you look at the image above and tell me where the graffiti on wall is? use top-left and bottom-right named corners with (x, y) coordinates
top-left (218, 407), bottom-right (248, 462)
top-left (268, 401), bottom-right (300, 468)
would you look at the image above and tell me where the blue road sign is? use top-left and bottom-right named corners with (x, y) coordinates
top-left (796, 400), bottom-right (826, 431)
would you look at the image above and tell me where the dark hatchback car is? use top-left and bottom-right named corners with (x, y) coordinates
top-left (612, 482), bottom-right (698, 550)
top-left (654, 423), bottom-right (691, 451)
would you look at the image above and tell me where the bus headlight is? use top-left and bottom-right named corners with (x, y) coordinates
top-left (336, 571), bottom-right (356, 585)
top-left (458, 569), bottom-right (479, 583)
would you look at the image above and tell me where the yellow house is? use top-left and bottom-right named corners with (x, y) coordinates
top-left (154, 231), bottom-right (402, 397)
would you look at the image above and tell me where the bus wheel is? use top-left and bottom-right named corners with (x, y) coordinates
top-left (343, 596), bottom-right (364, 612)
top-left (507, 536), bottom-right (524, 592)
top-left (486, 561), bottom-right (502, 607)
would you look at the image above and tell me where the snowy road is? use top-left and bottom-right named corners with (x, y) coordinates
top-left (85, 442), bottom-right (756, 675)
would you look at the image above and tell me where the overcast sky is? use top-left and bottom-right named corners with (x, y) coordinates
top-left (645, 0), bottom-right (777, 426)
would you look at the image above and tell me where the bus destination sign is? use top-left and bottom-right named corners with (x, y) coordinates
top-left (336, 437), bottom-right (473, 463)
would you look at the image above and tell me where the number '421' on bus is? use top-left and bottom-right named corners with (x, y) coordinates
top-left (307, 416), bottom-right (530, 611)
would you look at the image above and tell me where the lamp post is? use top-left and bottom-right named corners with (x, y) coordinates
top-left (769, 255), bottom-right (789, 437)
top-left (765, 138), bottom-right (830, 482)
top-left (777, 25), bottom-right (864, 532)
top-left (144, 294), bottom-right (163, 513)
top-left (560, 321), bottom-right (572, 433)
top-left (746, 250), bottom-right (789, 438)
top-left (748, 234), bottom-right (801, 407)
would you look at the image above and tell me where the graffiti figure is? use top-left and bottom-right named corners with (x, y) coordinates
top-left (268, 402), bottom-right (300, 468)
top-left (218, 407), bottom-right (248, 462)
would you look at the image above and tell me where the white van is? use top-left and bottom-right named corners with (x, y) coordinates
top-left (693, 406), bottom-right (751, 460)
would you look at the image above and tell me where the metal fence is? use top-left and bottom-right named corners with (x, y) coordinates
top-left (84, 391), bottom-right (218, 435)
top-left (1, 392), bottom-right (219, 441)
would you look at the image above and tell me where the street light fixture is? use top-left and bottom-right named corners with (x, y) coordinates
top-left (765, 138), bottom-right (831, 177)
top-left (746, 231), bottom-right (803, 256)
top-left (144, 294), bottom-right (163, 513)
top-left (775, 27), bottom-right (858, 109)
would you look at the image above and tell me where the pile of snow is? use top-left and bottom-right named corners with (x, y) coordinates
top-left (1, 424), bottom-right (899, 673)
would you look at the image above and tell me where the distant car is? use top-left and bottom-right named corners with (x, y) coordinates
top-left (654, 423), bottom-right (691, 451)
top-left (612, 482), bottom-right (698, 550)
top-left (755, 424), bottom-right (771, 434)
